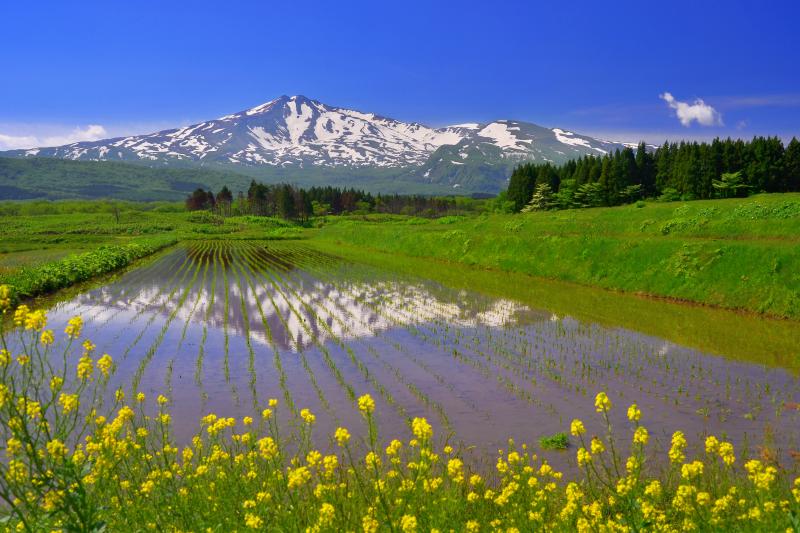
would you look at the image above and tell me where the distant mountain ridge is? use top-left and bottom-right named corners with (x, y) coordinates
top-left (1, 95), bottom-right (646, 194)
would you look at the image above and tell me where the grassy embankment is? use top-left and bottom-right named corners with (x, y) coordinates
top-left (310, 194), bottom-right (800, 320)
top-left (0, 206), bottom-right (302, 300)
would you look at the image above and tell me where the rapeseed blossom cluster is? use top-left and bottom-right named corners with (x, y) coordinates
top-left (0, 294), bottom-right (797, 532)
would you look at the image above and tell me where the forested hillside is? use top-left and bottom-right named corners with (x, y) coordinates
top-left (507, 136), bottom-right (800, 211)
top-left (0, 157), bottom-right (253, 201)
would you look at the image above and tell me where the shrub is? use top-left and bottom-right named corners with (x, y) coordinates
top-left (538, 432), bottom-right (569, 450)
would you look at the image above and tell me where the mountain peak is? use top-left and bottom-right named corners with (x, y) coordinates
top-left (0, 95), bottom-right (636, 192)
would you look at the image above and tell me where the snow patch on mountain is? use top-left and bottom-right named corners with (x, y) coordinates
top-left (1, 95), bottom-right (642, 189)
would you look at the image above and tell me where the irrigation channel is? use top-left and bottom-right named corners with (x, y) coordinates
top-left (18, 240), bottom-right (800, 472)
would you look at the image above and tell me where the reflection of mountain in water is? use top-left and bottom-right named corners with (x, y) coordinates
top-left (71, 258), bottom-right (538, 352)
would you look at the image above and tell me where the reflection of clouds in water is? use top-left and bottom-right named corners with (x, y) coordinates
top-left (65, 276), bottom-right (532, 352)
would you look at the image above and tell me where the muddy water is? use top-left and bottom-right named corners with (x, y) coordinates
top-left (16, 241), bottom-right (800, 474)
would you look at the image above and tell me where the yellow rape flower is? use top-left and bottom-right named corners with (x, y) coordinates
top-left (590, 437), bottom-right (605, 455)
top-left (318, 502), bottom-right (335, 526)
top-left (718, 441), bottom-right (735, 466)
top-left (300, 408), bottom-right (316, 425)
top-left (447, 458), bottom-right (464, 482)
top-left (257, 437), bottom-right (277, 459)
top-left (669, 431), bottom-right (686, 464)
top-left (64, 316), bottom-right (83, 338)
top-left (400, 514), bottom-right (417, 533)
top-left (633, 426), bottom-right (649, 445)
top-left (0, 285), bottom-right (11, 311)
top-left (358, 393), bottom-right (375, 415)
top-left (13, 305), bottom-right (30, 326)
top-left (681, 460), bottom-right (704, 480)
top-left (244, 513), bottom-right (262, 529)
top-left (412, 417), bottom-right (432, 441)
top-left (334, 427), bottom-right (350, 447)
top-left (46, 439), bottom-right (67, 459)
top-left (76, 354), bottom-right (93, 380)
top-left (570, 419), bottom-right (586, 436)
top-left (24, 309), bottom-right (47, 331)
top-left (97, 354), bottom-right (113, 377)
top-left (577, 447), bottom-right (592, 466)
top-left (594, 392), bottom-right (612, 413)
top-left (627, 403), bottom-right (641, 422)
top-left (59, 393), bottom-right (79, 414)
top-left (40, 329), bottom-right (55, 345)
top-left (49, 376), bottom-right (63, 392)
top-left (287, 466), bottom-right (310, 489)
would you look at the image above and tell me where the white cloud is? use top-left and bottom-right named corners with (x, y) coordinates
top-left (660, 92), bottom-right (723, 127)
top-left (0, 124), bottom-right (108, 150)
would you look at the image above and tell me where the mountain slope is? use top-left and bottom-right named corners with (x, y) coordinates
top-left (1, 95), bottom-right (644, 195)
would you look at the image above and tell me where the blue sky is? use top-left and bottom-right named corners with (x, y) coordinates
top-left (1, 0), bottom-right (798, 149)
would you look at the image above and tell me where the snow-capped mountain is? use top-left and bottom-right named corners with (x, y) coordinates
top-left (1, 95), bottom-right (644, 193)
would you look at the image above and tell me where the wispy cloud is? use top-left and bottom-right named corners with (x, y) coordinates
top-left (0, 124), bottom-right (108, 150)
top-left (660, 92), bottom-right (723, 127)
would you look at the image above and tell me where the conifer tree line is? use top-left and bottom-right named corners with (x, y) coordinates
top-left (507, 136), bottom-right (800, 212)
top-left (185, 181), bottom-right (475, 219)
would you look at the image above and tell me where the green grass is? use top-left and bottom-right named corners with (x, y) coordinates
top-left (0, 237), bottom-right (177, 300)
top-left (310, 194), bottom-right (800, 319)
top-left (0, 208), bottom-right (305, 280)
top-left (538, 432), bottom-right (570, 450)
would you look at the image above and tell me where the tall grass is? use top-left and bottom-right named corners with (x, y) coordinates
top-left (0, 237), bottom-right (177, 301)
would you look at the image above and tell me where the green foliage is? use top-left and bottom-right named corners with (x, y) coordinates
top-left (507, 137), bottom-right (800, 211)
top-left (187, 211), bottom-right (224, 225)
top-left (0, 237), bottom-right (176, 298)
top-left (538, 432), bottom-right (569, 450)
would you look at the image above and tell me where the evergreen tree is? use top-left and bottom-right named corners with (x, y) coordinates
top-left (521, 183), bottom-right (555, 212)
top-left (635, 142), bottom-right (655, 197)
top-left (783, 137), bottom-right (800, 191)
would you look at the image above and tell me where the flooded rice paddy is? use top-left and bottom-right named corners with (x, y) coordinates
top-left (19, 241), bottom-right (800, 471)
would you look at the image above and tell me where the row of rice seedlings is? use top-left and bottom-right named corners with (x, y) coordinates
top-left (263, 243), bottom-right (800, 460)
top-left (48, 242), bottom-right (185, 321)
top-left (54, 247), bottom-right (191, 338)
top-left (226, 243), bottom-right (270, 410)
top-left (289, 244), bottom-right (657, 426)
top-left (259, 243), bottom-right (492, 429)
top-left (220, 243), bottom-right (231, 383)
top-left (164, 247), bottom-right (212, 402)
top-left (234, 244), bottom-right (359, 417)
top-left (502, 317), bottom-right (796, 428)
top-left (248, 242), bottom-right (447, 431)
top-left (458, 309), bottom-right (798, 455)
top-left (290, 245), bottom-right (675, 427)
top-left (230, 245), bottom-right (298, 416)
top-left (195, 244), bottom-right (219, 408)
top-left (129, 241), bottom-right (210, 393)
top-left (231, 243), bottom-right (335, 419)
top-left (274, 245), bottom-right (526, 412)
top-left (104, 248), bottom-right (201, 362)
top-left (342, 276), bottom-right (550, 412)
